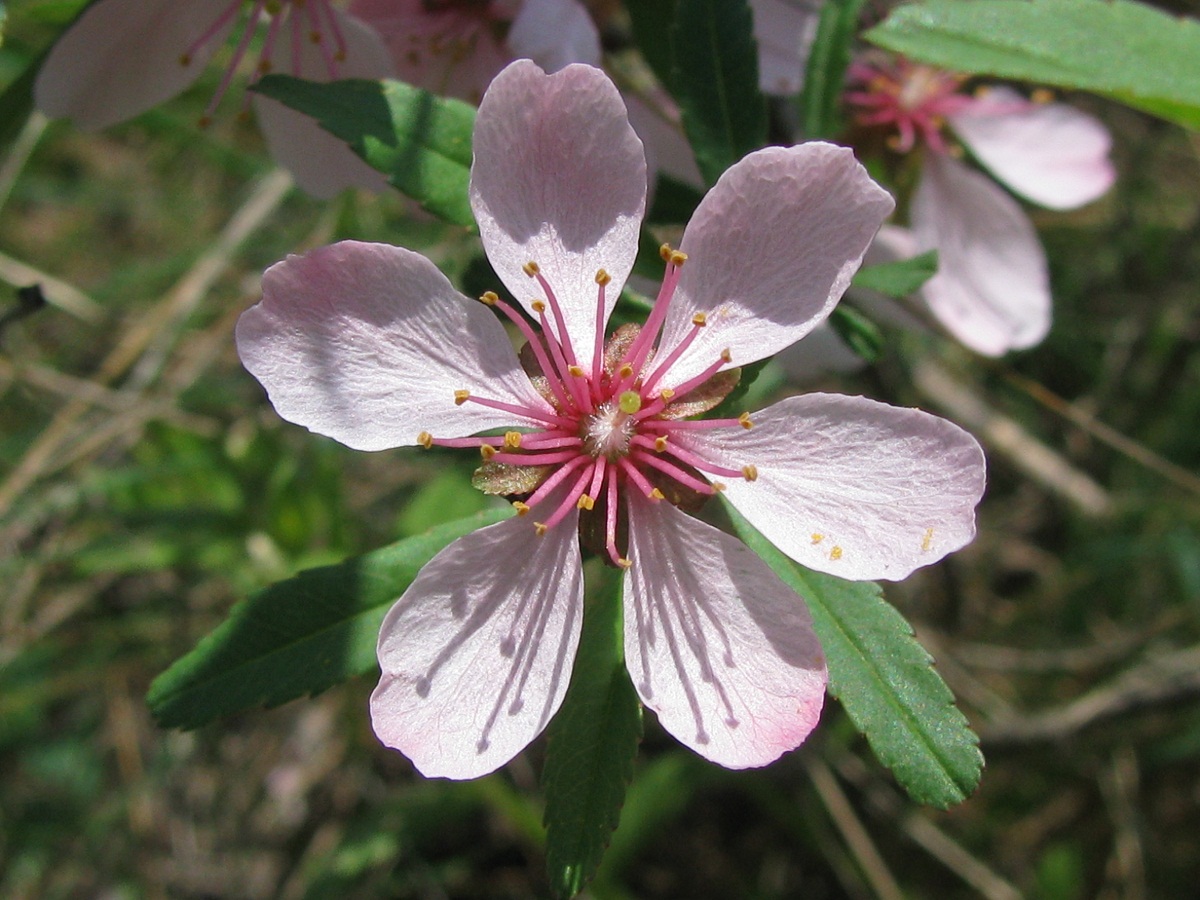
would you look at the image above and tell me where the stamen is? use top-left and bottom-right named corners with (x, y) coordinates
top-left (181, 0), bottom-right (243, 67)
top-left (536, 463), bottom-right (596, 532)
top-left (480, 444), bottom-right (497, 460)
top-left (741, 465), bottom-right (758, 482)
top-left (417, 431), bottom-right (433, 449)
top-left (636, 348), bottom-right (733, 420)
top-left (454, 390), bottom-right (470, 405)
top-left (617, 457), bottom-right (661, 501)
top-left (631, 451), bottom-right (717, 495)
top-left (619, 247), bottom-right (688, 384)
top-left (481, 291), bottom-right (573, 410)
top-left (458, 393), bottom-right (576, 429)
top-left (489, 449), bottom-right (582, 467)
top-left (513, 501), bottom-right (531, 516)
top-left (604, 465), bottom-right (624, 567)
top-left (593, 269), bottom-right (611, 394)
top-left (199, 0), bottom-right (268, 125)
top-left (504, 431), bottom-right (523, 449)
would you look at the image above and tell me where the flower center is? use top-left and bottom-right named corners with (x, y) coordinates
top-left (179, 0), bottom-right (348, 126)
top-left (844, 55), bottom-right (972, 155)
top-left (582, 401), bottom-right (636, 460)
top-left (418, 245), bottom-right (758, 569)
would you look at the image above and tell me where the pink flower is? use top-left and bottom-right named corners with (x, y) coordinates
top-left (349, 0), bottom-right (600, 103)
top-left (846, 56), bottom-right (1116, 355)
top-left (236, 61), bottom-right (986, 779)
top-left (33, 0), bottom-right (395, 198)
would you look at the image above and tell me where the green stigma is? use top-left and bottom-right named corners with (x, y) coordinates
top-left (618, 390), bottom-right (642, 414)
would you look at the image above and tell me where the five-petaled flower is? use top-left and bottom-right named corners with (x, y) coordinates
top-left (236, 61), bottom-right (987, 779)
top-left (846, 54), bottom-right (1115, 356)
top-left (34, 0), bottom-right (394, 197)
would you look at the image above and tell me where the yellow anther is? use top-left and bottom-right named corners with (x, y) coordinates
top-left (659, 243), bottom-right (674, 262)
top-left (180, 53), bottom-right (193, 67)
top-left (532, 299), bottom-right (546, 313)
top-left (617, 557), bottom-right (633, 569)
top-left (618, 363), bottom-right (634, 378)
top-left (974, 85), bottom-right (993, 99)
top-left (654, 435), bottom-right (669, 452)
top-left (523, 261), bottom-right (540, 277)
top-left (454, 390), bottom-right (470, 405)
top-left (417, 431), bottom-right (434, 449)
top-left (309, 30), bottom-right (322, 44)
top-left (830, 545), bottom-right (843, 561)
top-left (480, 444), bottom-right (497, 460)
top-left (595, 269), bottom-right (612, 286)
top-left (568, 365), bottom-right (584, 377)
top-left (811, 533), bottom-right (824, 544)
top-left (741, 465), bottom-right (758, 482)
top-left (720, 348), bottom-right (733, 363)
top-left (513, 501), bottom-right (531, 516)
top-left (577, 494), bottom-right (595, 510)
top-left (669, 249), bottom-right (688, 267)
top-left (921, 527), bottom-right (934, 552)
top-left (534, 522), bottom-right (548, 536)
top-left (1031, 88), bottom-right (1054, 104)
top-left (692, 312), bottom-right (708, 327)
top-left (479, 290), bottom-right (500, 306)
top-left (649, 488), bottom-right (666, 501)
top-left (712, 482), bottom-right (727, 492)
top-left (335, 49), bottom-right (347, 62)
top-left (504, 431), bottom-right (522, 449)
top-left (659, 388), bottom-right (675, 401)
top-left (738, 412), bottom-right (754, 429)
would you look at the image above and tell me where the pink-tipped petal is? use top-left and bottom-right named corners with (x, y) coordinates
top-left (34, 0), bottom-right (232, 129)
top-left (658, 143), bottom-right (894, 388)
top-left (372, 508), bottom-right (584, 779)
top-left (252, 8), bottom-right (395, 197)
top-left (624, 496), bottom-right (827, 768)
top-left (679, 393), bottom-right (986, 581)
top-left (470, 61), bottom-right (647, 365)
top-left (913, 154), bottom-right (1051, 355)
top-left (949, 87), bottom-right (1115, 211)
top-left (235, 241), bottom-right (554, 450)
top-left (750, 0), bottom-right (823, 96)
top-left (508, 0), bottom-right (601, 72)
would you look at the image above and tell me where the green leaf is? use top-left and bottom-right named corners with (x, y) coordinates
top-left (671, 0), bottom-right (767, 185)
top-left (542, 567), bottom-right (643, 899)
top-left (0, 48), bottom-right (44, 147)
top-left (147, 508), bottom-right (511, 728)
top-left (253, 75), bottom-right (477, 226)
top-left (851, 250), bottom-right (938, 298)
top-left (828, 304), bottom-right (884, 363)
top-left (628, 0), bottom-right (679, 92)
top-left (799, 0), bottom-right (867, 139)
top-left (866, 0), bottom-right (1200, 131)
top-left (724, 500), bottom-right (982, 808)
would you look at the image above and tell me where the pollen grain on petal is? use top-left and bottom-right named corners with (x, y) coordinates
top-left (811, 532), bottom-right (824, 544)
top-left (454, 389), bottom-right (470, 405)
top-left (921, 527), bottom-right (935, 552)
top-left (830, 545), bottom-right (844, 561)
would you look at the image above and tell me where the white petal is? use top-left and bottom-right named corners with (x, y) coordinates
top-left (469, 61), bottom-right (647, 371)
top-left (950, 87), bottom-right (1115, 210)
top-left (678, 393), bottom-right (986, 581)
top-left (624, 91), bottom-right (705, 191)
top-left (750, 0), bottom-right (823, 95)
top-left (624, 497), bottom-right (827, 768)
top-left (372, 509), bottom-right (584, 779)
top-left (657, 143), bottom-right (893, 389)
top-left (507, 0), bottom-right (602, 71)
top-left (34, 0), bottom-right (231, 129)
top-left (235, 241), bottom-right (555, 451)
top-left (913, 154), bottom-right (1051, 356)
top-left (252, 8), bottom-right (395, 197)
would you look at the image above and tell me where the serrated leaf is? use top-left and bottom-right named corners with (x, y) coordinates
top-left (253, 75), bottom-right (477, 226)
top-left (724, 500), bottom-right (982, 808)
top-left (148, 508), bottom-right (510, 728)
top-left (799, 0), bottom-right (867, 139)
top-left (852, 250), bottom-right (938, 298)
top-left (671, 0), bottom-right (767, 185)
top-left (542, 568), bottom-right (642, 899)
top-left (866, 0), bottom-right (1200, 131)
